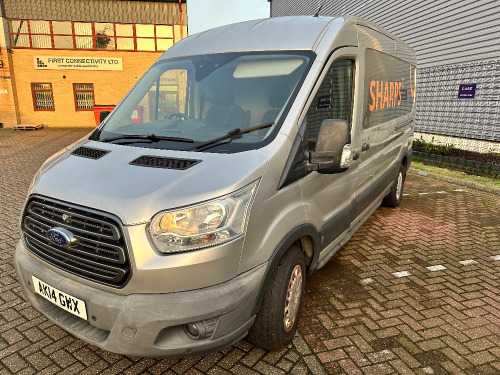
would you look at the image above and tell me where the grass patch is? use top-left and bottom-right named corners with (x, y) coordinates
top-left (410, 161), bottom-right (500, 188)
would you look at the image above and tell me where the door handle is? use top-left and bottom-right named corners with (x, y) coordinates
top-left (361, 143), bottom-right (370, 152)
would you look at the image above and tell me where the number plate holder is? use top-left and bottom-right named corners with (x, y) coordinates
top-left (32, 276), bottom-right (88, 320)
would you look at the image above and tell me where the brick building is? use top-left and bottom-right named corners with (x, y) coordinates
top-left (0, 0), bottom-right (187, 128)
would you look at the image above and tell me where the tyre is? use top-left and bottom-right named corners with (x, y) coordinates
top-left (249, 246), bottom-right (306, 350)
top-left (382, 164), bottom-right (406, 207)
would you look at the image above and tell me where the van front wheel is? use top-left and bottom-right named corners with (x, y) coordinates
top-left (249, 246), bottom-right (306, 350)
top-left (382, 164), bottom-right (406, 207)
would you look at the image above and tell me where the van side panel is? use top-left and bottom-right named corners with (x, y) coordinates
top-left (357, 25), bottom-right (396, 55)
top-left (395, 40), bottom-right (417, 66)
top-left (354, 24), bottom-right (416, 217)
top-left (238, 134), bottom-right (309, 274)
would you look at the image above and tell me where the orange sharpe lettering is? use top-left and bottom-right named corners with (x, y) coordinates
top-left (369, 81), bottom-right (376, 111)
top-left (369, 80), bottom-right (404, 112)
top-left (389, 82), bottom-right (394, 107)
top-left (397, 82), bottom-right (402, 106)
top-left (376, 81), bottom-right (383, 110)
top-left (383, 82), bottom-right (389, 109)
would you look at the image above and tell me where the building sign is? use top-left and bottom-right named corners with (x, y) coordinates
top-left (458, 84), bottom-right (476, 99)
top-left (34, 56), bottom-right (123, 71)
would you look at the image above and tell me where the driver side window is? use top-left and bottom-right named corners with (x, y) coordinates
top-left (305, 59), bottom-right (355, 150)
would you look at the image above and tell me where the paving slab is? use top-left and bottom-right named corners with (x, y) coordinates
top-left (1, 129), bottom-right (499, 374)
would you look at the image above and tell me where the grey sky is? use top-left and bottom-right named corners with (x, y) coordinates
top-left (187, 0), bottom-right (270, 35)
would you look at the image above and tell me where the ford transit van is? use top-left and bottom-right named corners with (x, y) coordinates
top-left (15, 16), bottom-right (417, 356)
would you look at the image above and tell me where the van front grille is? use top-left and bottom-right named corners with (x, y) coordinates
top-left (22, 196), bottom-right (130, 288)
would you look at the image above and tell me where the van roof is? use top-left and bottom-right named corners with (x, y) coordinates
top-left (161, 16), bottom-right (345, 59)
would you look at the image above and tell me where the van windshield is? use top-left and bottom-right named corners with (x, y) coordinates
top-left (95, 51), bottom-right (314, 152)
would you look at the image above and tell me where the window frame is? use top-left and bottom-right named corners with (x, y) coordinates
top-left (74, 21), bottom-right (95, 50)
top-left (73, 83), bottom-right (95, 111)
top-left (302, 56), bottom-right (357, 151)
top-left (8, 19), bottom-right (176, 52)
top-left (31, 83), bottom-right (55, 111)
top-left (8, 19), bottom-right (31, 48)
top-left (135, 23), bottom-right (156, 52)
top-left (28, 20), bottom-right (52, 49)
top-left (115, 23), bottom-right (136, 51)
top-left (52, 21), bottom-right (76, 49)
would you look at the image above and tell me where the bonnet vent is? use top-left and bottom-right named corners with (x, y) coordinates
top-left (130, 155), bottom-right (201, 170)
top-left (71, 146), bottom-right (110, 160)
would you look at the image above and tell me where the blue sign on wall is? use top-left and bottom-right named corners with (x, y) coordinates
top-left (458, 84), bottom-right (476, 99)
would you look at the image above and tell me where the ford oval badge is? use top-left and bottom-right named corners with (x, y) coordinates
top-left (46, 227), bottom-right (78, 247)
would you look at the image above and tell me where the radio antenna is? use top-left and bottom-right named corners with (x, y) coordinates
top-left (313, 2), bottom-right (323, 17)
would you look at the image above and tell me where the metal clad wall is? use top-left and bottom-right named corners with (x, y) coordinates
top-left (270, 0), bottom-right (500, 142)
top-left (270, 0), bottom-right (316, 17)
top-left (271, 0), bottom-right (500, 68)
top-left (417, 60), bottom-right (500, 141)
top-left (4, 0), bottom-right (186, 25)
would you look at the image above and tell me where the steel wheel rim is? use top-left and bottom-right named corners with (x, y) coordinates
top-left (395, 171), bottom-right (403, 201)
top-left (284, 265), bottom-right (303, 332)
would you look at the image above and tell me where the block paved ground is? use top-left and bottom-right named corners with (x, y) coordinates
top-left (0, 128), bottom-right (499, 374)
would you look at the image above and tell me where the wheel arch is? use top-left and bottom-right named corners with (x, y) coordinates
top-left (251, 224), bottom-right (320, 315)
top-left (402, 155), bottom-right (407, 169)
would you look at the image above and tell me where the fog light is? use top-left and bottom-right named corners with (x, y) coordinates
top-left (185, 318), bottom-right (217, 340)
top-left (186, 323), bottom-right (200, 338)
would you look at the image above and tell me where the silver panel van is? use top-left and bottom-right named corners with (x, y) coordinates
top-left (14, 16), bottom-right (417, 356)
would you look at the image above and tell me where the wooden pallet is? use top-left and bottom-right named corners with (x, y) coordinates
top-left (14, 124), bottom-right (44, 131)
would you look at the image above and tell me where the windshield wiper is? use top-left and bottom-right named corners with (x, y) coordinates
top-left (191, 121), bottom-right (275, 151)
top-left (99, 134), bottom-right (194, 144)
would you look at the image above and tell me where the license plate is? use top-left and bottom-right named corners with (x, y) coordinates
top-left (32, 276), bottom-right (88, 320)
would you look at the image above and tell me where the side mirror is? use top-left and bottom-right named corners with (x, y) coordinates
top-left (99, 110), bottom-right (110, 123)
top-left (308, 119), bottom-right (354, 174)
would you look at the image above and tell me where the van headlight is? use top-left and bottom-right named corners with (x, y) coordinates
top-left (148, 181), bottom-right (258, 253)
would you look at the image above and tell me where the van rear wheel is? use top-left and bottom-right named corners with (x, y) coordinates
top-left (382, 164), bottom-right (406, 208)
top-left (249, 246), bottom-right (306, 350)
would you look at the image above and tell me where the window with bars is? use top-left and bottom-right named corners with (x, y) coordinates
top-left (73, 84), bottom-right (94, 110)
top-left (31, 83), bottom-right (55, 111)
top-left (8, 19), bottom-right (175, 51)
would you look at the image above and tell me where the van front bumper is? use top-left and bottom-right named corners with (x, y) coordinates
top-left (14, 240), bottom-right (265, 357)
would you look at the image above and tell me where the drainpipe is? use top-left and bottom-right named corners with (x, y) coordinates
top-left (1, 0), bottom-right (21, 125)
top-left (179, 0), bottom-right (183, 39)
